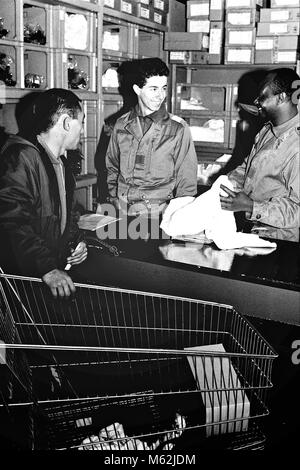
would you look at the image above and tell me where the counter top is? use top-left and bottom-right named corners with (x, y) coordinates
top-left (81, 221), bottom-right (299, 292)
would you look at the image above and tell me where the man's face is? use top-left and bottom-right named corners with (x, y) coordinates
top-left (65, 110), bottom-right (84, 150)
top-left (253, 84), bottom-right (279, 122)
top-left (134, 75), bottom-right (168, 116)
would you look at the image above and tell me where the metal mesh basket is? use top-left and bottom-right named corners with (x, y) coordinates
top-left (0, 273), bottom-right (277, 450)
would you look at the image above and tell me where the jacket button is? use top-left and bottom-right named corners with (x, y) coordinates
top-left (256, 214), bottom-right (261, 220)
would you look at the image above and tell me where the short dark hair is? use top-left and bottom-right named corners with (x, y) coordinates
top-left (129, 58), bottom-right (169, 89)
top-left (261, 68), bottom-right (300, 100)
top-left (32, 88), bottom-right (82, 135)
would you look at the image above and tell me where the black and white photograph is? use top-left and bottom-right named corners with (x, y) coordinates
top-left (0, 0), bottom-right (299, 458)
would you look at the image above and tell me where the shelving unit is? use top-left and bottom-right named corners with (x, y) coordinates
top-left (1, 0), bottom-right (299, 204)
top-left (0, 0), bottom-right (171, 210)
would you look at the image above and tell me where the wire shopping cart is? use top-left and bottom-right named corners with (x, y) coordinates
top-left (0, 273), bottom-right (277, 450)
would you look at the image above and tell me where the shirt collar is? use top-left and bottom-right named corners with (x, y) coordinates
top-left (135, 102), bottom-right (167, 123)
top-left (36, 135), bottom-right (63, 165)
top-left (267, 112), bottom-right (299, 139)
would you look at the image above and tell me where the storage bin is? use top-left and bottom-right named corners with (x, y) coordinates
top-left (64, 9), bottom-right (96, 53)
top-left (0, 0), bottom-right (19, 42)
top-left (186, 115), bottom-right (231, 145)
top-left (175, 83), bottom-right (231, 115)
top-left (23, 45), bottom-right (53, 89)
top-left (0, 41), bottom-right (20, 87)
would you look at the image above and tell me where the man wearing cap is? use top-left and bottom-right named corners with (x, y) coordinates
top-left (220, 67), bottom-right (300, 242)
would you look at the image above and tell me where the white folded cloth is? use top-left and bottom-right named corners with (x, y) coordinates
top-left (160, 176), bottom-right (277, 251)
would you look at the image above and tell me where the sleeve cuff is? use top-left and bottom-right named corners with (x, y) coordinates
top-left (247, 201), bottom-right (266, 222)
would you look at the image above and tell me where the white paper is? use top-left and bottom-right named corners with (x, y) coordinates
top-left (78, 214), bottom-right (120, 231)
top-left (185, 343), bottom-right (250, 436)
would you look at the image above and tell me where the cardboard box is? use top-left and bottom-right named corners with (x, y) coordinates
top-left (255, 49), bottom-right (298, 63)
top-left (120, 0), bottom-right (136, 15)
top-left (225, 46), bottom-right (255, 63)
top-left (187, 0), bottom-right (210, 18)
top-left (226, 27), bottom-right (256, 45)
top-left (260, 7), bottom-right (300, 22)
top-left (185, 343), bottom-right (250, 436)
top-left (187, 19), bottom-right (210, 32)
top-left (209, 21), bottom-right (224, 63)
top-left (226, 9), bottom-right (259, 27)
top-left (164, 32), bottom-right (209, 50)
top-left (255, 35), bottom-right (300, 50)
top-left (257, 21), bottom-right (300, 36)
top-left (169, 51), bottom-right (210, 64)
top-left (210, 0), bottom-right (225, 21)
top-left (226, 0), bottom-right (264, 8)
top-left (271, 0), bottom-right (299, 6)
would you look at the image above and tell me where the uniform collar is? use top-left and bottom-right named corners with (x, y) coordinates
top-left (133, 102), bottom-right (167, 123)
top-left (267, 112), bottom-right (299, 139)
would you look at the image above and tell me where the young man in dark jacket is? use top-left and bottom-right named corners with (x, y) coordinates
top-left (0, 88), bottom-right (88, 297)
top-left (106, 58), bottom-right (198, 217)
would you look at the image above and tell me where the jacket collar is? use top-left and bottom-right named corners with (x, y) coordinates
top-left (265, 112), bottom-right (299, 139)
top-left (124, 103), bottom-right (168, 140)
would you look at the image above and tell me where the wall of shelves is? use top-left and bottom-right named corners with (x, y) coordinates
top-left (1, 0), bottom-right (299, 205)
top-left (0, 0), bottom-right (171, 209)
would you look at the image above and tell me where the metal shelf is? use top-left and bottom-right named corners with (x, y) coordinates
top-left (104, 7), bottom-right (168, 32)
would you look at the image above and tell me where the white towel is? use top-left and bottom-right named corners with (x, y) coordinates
top-left (160, 176), bottom-right (277, 251)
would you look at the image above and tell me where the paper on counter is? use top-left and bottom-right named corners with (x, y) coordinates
top-left (78, 213), bottom-right (120, 231)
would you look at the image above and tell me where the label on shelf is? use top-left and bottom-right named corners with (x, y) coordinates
top-left (210, 0), bottom-right (224, 9)
top-left (277, 50), bottom-right (297, 62)
top-left (255, 38), bottom-right (273, 50)
top-left (270, 23), bottom-right (288, 34)
top-left (227, 48), bottom-right (252, 62)
top-left (121, 1), bottom-right (133, 14)
top-left (271, 10), bottom-right (289, 21)
top-left (190, 3), bottom-right (210, 17)
top-left (228, 30), bottom-right (254, 45)
top-left (209, 28), bottom-right (223, 54)
top-left (227, 12), bottom-right (251, 26)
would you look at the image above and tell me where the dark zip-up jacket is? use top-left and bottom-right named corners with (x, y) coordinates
top-left (0, 135), bottom-right (77, 276)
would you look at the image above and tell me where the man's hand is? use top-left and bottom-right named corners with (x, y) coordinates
top-left (42, 269), bottom-right (76, 298)
top-left (220, 185), bottom-right (254, 213)
top-left (66, 241), bottom-right (88, 266)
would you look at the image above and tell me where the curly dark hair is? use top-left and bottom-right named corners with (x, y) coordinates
top-left (119, 57), bottom-right (169, 90)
